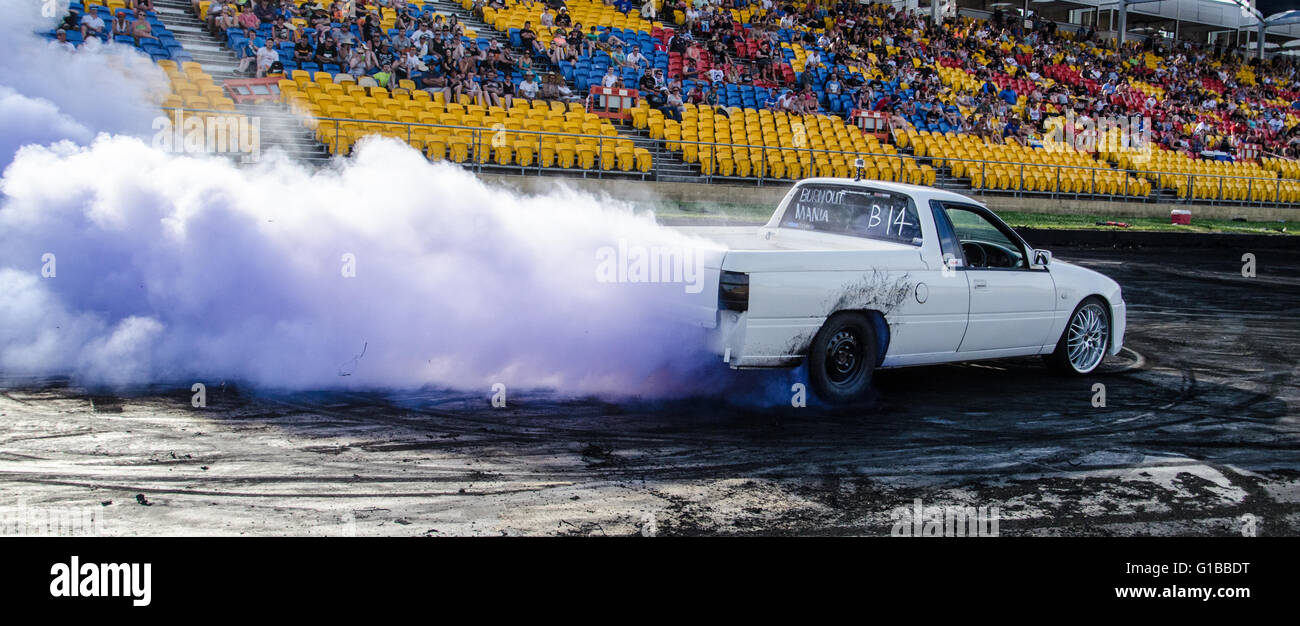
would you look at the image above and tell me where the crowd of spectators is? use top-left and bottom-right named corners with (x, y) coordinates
top-left (489, 0), bottom-right (1300, 160)
top-left (755, 2), bottom-right (1300, 159)
top-left (172, 0), bottom-right (1300, 160)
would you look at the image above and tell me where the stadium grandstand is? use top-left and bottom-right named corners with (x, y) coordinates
top-left (40, 0), bottom-right (1300, 205)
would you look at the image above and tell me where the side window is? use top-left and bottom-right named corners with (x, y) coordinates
top-left (928, 201), bottom-right (963, 268)
top-left (940, 204), bottom-right (1027, 270)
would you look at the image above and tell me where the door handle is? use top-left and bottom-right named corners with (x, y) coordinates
top-left (973, 279), bottom-right (988, 289)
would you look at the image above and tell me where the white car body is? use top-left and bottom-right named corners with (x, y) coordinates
top-left (683, 178), bottom-right (1126, 374)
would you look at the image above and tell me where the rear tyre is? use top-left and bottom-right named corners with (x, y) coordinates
top-left (807, 312), bottom-right (877, 404)
top-left (1044, 296), bottom-right (1111, 375)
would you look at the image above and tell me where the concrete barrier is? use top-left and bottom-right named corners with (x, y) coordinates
top-left (1016, 228), bottom-right (1295, 250)
top-left (484, 174), bottom-right (1300, 221)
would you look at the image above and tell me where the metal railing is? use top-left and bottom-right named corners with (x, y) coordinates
top-left (311, 113), bottom-right (655, 179)
top-left (161, 107), bottom-right (1300, 207)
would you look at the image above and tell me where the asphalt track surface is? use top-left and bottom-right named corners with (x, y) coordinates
top-left (1, 245), bottom-right (1297, 536)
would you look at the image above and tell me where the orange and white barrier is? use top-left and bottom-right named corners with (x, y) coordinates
top-left (588, 87), bottom-right (640, 121)
top-left (851, 109), bottom-right (890, 141)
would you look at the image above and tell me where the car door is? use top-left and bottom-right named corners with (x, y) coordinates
top-left (883, 200), bottom-right (969, 361)
top-left (933, 202), bottom-right (1057, 353)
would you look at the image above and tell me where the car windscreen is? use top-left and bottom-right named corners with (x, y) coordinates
top-left (778, 184), bottom-right (923, 246)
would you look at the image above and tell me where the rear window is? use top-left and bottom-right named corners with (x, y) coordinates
top-left (778, 184), bottom-right (923, 246)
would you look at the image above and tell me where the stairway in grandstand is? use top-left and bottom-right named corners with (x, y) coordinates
top-left (428, 0), bottom-right (565, 77)
top-left (617, 124), bottom-right (702, 182)
top-left (151, 0), bottom-right (331, 164)
top-left (151, 0), bottom-right (240, 78)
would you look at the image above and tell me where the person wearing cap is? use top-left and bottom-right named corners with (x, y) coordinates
top-left (625, 47), bottom-right (646, 70)
top-left (80, 10), bottom-right (106, 42)
top-left (53, 29), bottom-right (77, 52)
top-left (662, 84), bottom-right (684, 122)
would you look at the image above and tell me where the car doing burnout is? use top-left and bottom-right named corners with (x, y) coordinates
top-left (684, 178), bottom-right (1126, 403)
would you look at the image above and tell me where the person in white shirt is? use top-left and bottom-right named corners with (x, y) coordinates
top-left (601, 67), bottom-right (619, 88)
top-left (54, 29), bottom-right (76, 52)
top-left (626, 49), bottom-right (646, 69)
top-left (707, 66), bottom-right (724, 83)
top-left (412, 24), bottom-right (435, 46)
top-left (540, 9), bottom-right (553, 27)
top-left (255, 41), bottom-right (279, 77)
top-left (518, 73), bottom-right (540, 101)
top-left (81, 13), bottom-right (106, 40)
top-left (775, 91), bottom-right (794, 111)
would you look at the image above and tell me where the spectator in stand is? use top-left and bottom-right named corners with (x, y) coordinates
top-left (53, 29), bottom-right (77, 52)
top-left (681, 59), bottom-right (699, 81)
top-left (372, 62), bottom-right (394, 88)
top-left (517, 72), bottom-right (541, 102)
top-left (202, 0), bottom-right (228, 35)
top-left (774, 89), bottom-right (796, 112)
top-left (637, 67), bottom-right (658, 93)
top-left (998, 84), bottom-right (1017, 106)
top-left (662, 85), bottom-right (684, 122)
top-left (254, 39), bottom-right (280, 77)
top-left (459, 71), bottom-right (485, 107)
top-left (81, 10), bottom-right (107, 42)
top-left (294, 36), bottom-right (316, 64)
top-left (253, 0), bottom-right (276, 24)
top-left (236, 6), bottom-right (259, 37)
top-left (421, 65), bottom-right (450, 99)
top-left (514, 48), bottom-right (534, 76)
top-left (487, 73), bottom-right (515, 108)
top-left (705, 82), bottom-right (728, 117)
top-left (609, 45), bottom-right (629, 68)
top-left (626, 47), bottom-right (647, 70)
top-left (129, 8), bottom-right (152, 45)
top-left (314, 34), bottom-right (340, 66)
top-left (519, 21), bottom-right (545, 58)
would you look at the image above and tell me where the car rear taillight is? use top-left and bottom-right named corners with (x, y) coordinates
top-left (718, 271), bottom-right (749, 312)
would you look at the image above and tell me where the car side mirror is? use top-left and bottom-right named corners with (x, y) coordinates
top-left (1032, 249), bottom-right (1052, 268)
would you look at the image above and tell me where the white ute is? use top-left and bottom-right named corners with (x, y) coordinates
top-left (688, 178), bottom-right (1126, 403)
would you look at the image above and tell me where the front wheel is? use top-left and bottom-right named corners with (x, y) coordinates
top-left (807, 312), bottom-right (877, 403)
top-left (1044, 296), bottom-right (1111, 375)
